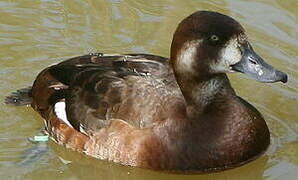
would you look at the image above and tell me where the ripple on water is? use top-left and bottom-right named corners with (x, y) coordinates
top-left (0, 0), bottom-right (297, 180)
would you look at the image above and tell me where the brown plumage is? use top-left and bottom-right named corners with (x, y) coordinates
top-left (5, 11), bottom-right (288, 173)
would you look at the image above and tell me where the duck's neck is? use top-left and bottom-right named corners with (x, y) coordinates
top-left (168, 61), bottom-right (269, 170)
top-left (174, 70), bottom-right (236, 118)
top-left (170, 39), bottom-right (235, 113)
top-left (184, 73), bottom-right (233, 102)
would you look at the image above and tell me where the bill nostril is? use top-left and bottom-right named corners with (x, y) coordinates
top-left (248, 56), bottom-right (257, 65)
top-left (249, 59), bottom-right (257, 65)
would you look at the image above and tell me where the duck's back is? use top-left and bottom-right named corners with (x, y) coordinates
top-left (31, 53), bottom-right (182, 134)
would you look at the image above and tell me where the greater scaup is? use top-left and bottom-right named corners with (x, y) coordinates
top-left (5, 11), bottom-right (288, 172)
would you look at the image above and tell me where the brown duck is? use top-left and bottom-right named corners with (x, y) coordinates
top-left (6, 11), bottom-right (288, 172)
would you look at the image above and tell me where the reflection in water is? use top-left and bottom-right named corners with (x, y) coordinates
top-left (51, 142), bottom-right (268, 180)
top-left (17, 142), bottom-right (48, 166)
top-left (0, 0), bottom-right (297, 180)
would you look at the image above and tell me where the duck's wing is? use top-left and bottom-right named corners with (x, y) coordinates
top-left (49, 53), bottom-right (170, 86)
top-left (45, 53), bottom-right (179, 134)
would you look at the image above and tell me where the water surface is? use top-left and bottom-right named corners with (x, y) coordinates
top-left (0, 0), bottom-right (297, 179)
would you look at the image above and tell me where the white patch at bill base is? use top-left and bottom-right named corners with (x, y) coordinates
top-left (211, 37), bottom-right (242, 73)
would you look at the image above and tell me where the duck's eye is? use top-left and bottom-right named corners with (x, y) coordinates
top-left (210, 35), bottom-right (219, 41)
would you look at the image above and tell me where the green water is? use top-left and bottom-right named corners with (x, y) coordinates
top-left (0, 0), bottom-right (297, 179)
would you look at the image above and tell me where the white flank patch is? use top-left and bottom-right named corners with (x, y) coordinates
top-left (54, 101), bottom-right (73, 128)
top-left (79, 123), bottom-right (88, 135)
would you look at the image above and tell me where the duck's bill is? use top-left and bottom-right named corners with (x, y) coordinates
top-left (231, 44), bottom-right (288, 83)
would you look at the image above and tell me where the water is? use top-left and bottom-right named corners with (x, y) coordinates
top-left (0, 0), bottom-right (297, 179)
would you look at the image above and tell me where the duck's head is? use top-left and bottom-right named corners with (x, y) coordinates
top-left (171, 11), bottom-right (287, 83)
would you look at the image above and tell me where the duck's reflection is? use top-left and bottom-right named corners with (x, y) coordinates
top-left (51, 141), bottom-right (268, 180)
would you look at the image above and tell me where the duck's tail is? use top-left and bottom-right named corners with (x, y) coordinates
top-left (5, 87), bottom-right (32, 106)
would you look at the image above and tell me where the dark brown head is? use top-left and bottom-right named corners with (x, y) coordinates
top-left (171, 11), bottom-right (287, 83)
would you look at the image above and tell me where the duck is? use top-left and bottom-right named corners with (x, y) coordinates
top-left (5, 11), bottom-right (288, 172)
